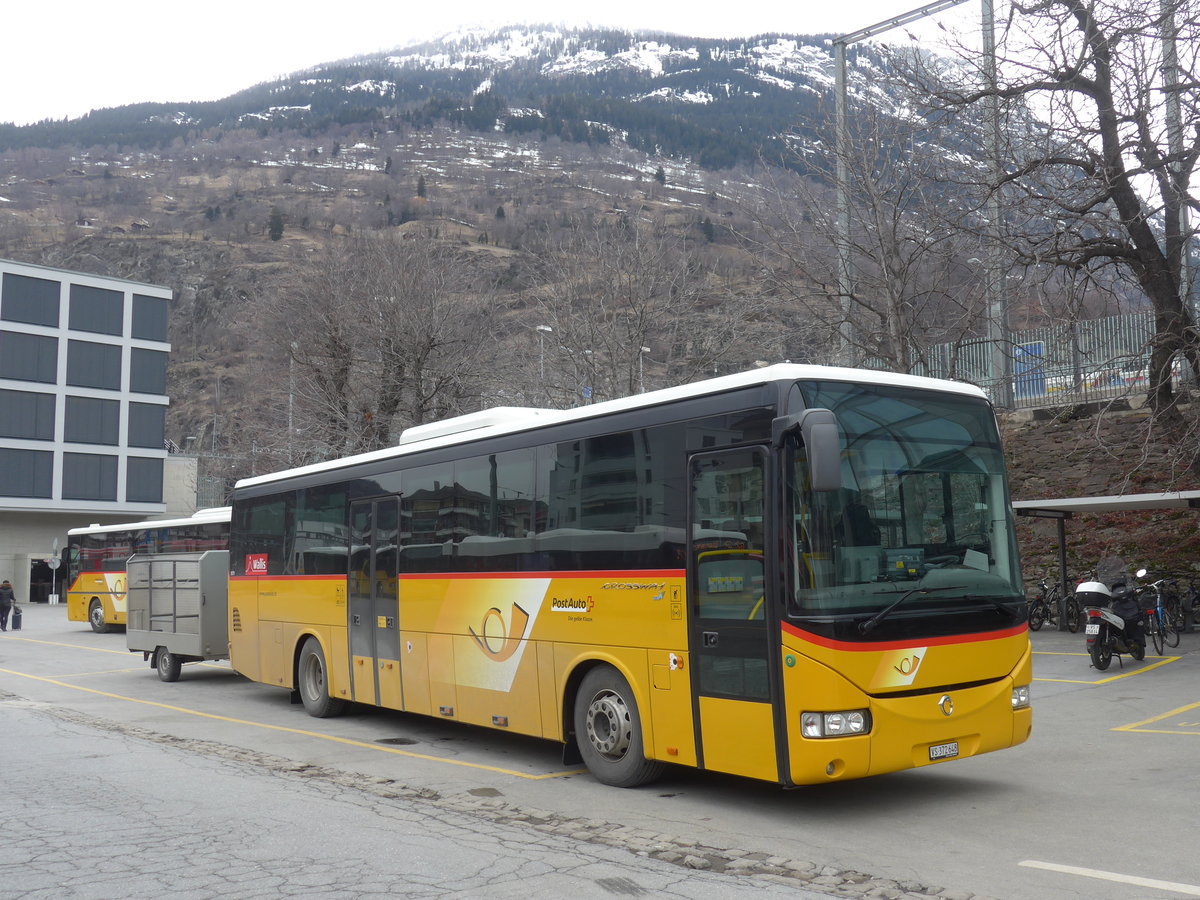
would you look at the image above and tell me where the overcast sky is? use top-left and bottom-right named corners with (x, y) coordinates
top-left (3, 1), bottom-right (981, 126)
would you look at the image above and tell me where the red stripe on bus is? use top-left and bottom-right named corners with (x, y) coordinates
top-left (398, 570), bottom-right (686, 581)
top-left (781, 620), bottom-right (1028, 651)
top-left (229, 570), bottom-right (686, 581)
top-left (229, 574), bottom-right (345, 582)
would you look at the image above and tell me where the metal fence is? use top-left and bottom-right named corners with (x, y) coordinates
top-left (911, 311), bottom-right (1169, 409)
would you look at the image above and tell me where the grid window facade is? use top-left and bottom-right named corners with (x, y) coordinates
top-left (1, 272), bottom-right (60, 326)
top-left (130, 348), bottom-right (167, 394)
top-left (1, 259), bottom-right (171, 509)
top-left (0, 389), bottom-right (55, 440)
top-left (0, 331), bottom-right (58, 383)
top-left (0, 448), bottom-right (53, 498)
top-left (69, 284), bottom-right (124, 335)
top-left (127, 457), bottom-right (164, 502)
top-left (62, 452), bottom-right (119, 501)
top-left (132, 294), bottom-right (169, 341)
top-left (67, 340), bottom-right (122, 390)
top-left (65, 396), bottom-right (121, 446)
top-left (128, 402), bottom-right (166, 448)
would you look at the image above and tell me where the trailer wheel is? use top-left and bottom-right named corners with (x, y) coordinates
top-left (88, 599), bottom-right (112, 634)
top-left (154, 648), bottom-right (182, 682)
top-left (297, 637), bottom-right (346, 718)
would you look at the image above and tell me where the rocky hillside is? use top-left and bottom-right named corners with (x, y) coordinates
top-left (1004, 404), bottom-right (1200, 588)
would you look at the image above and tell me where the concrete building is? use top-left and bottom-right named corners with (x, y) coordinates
top-left (0, 258), bottom-right (193, 603)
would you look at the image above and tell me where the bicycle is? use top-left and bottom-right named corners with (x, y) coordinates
top-left (1143, 576), bottom-right (1181, 654)
top-left (1028, 577), bottom-right (1080, 633)
top-left (1180, 579), bottom-right (1199, 630)
top-left (1161, 579), bottom-right (1186, 635)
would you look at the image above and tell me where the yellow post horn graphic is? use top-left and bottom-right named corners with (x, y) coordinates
top-left (469, 603), bottom-right (530, 661)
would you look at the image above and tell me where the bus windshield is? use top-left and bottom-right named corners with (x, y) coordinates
top-left (787, 381), bottom-right (1022, 622)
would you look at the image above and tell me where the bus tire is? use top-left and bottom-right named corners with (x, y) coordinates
top-left (88, 599), bottom-right (112, 634)
top-left (297, 637), bottom-right (346, 718)
top-left (574, 665), bottom-right (664, 788)
top-left (155, 648), bottom-right (182, 682)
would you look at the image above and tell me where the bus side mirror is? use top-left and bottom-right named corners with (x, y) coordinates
top-left (772, 408), bottom-right (841, 492)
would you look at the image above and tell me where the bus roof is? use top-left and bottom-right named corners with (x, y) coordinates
top-left (67, 506), bottom-right (232, 538)
top-left (234, 363), bottom-right (988, 491)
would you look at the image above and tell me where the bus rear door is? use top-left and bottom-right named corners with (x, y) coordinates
top-left (348, 498), bottom-right (402, 709)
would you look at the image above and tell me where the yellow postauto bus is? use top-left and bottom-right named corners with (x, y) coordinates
top-left (228, 364), bottom-right (1031, 786)
top-left (66, 507), bottom-right (231, 633)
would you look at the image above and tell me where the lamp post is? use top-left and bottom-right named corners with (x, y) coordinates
top-left (638, 346), bottom-right (650, 393)
top-left (536, 325), bottom-right (552, 382)
top-left (582, 349), bottom-right (594, 404)
top-left (287, 343), bottom-right (297, 464)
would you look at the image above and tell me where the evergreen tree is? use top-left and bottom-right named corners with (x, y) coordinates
top-left (701, 217), bottom-right (715, 243)
top-left (495, 205), bottom-right (506, 220)
top-left (268, 208), bottom-right (284, 241)
top-left (654, 165), bottom-right (666, 186)
top-left (331, 140), bottom-right (342, 157)
top-left (417, 175), bottom-right (427, 198)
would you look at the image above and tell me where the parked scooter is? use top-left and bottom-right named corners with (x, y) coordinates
top-left (1078, 573), bottom-right (1147, 670)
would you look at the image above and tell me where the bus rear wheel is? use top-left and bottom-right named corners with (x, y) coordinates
top-left (297, 637), bottom-right (346, 718)
top-left (574, 665), bottom-right (664, 788)
top-left (88, 599), bottom-right (112, 634)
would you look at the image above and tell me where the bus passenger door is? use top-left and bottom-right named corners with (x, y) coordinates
top-left (688, 448), bottom-right (780, 782)
top-left (348, 498), bottom-right (402, 709)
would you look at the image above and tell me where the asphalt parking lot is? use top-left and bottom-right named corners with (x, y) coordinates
top-left (6, 602), bottom-right (1200, 899)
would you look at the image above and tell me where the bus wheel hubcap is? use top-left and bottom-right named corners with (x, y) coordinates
top-left (303, 657), bottom-right (322, 697)
top-left (586, 690), bottom-right (631, 758)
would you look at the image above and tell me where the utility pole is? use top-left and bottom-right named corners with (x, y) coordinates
top-left (982, 0), bottom-right (1011, 407)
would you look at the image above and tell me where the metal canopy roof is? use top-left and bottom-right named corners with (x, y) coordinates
top-left (1012, 490), bottom-right (1200, 518)
top-left (1012, 490), bottom-right (1200, 630)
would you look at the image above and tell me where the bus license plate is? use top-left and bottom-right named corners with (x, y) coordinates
top-left (929, 741), bottom-right (959, 761)
top-left (1085, 623), bottom-right (1100, 635)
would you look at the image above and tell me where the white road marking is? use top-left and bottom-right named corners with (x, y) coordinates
top-left (1020, 860), bottom-right (1200, 896)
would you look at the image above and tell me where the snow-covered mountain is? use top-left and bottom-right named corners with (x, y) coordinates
top-left (0, 26), bottom-right (899, 170)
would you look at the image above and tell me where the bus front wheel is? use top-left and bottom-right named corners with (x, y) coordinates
top-left (574, 666), bottom-right (664, 788)
top-left (297, 638), bottom-right (346, 718)
top-left (88, 599), bottom-right (112, 634)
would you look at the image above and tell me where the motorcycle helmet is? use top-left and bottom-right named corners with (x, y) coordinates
top-left (1075, 580), bottom-right (1112, 608)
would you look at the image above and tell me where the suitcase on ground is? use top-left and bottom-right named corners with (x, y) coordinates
top-left (10, 605), bottom-right (21, 631)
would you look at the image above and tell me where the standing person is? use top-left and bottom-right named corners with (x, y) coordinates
top-left (0, 580), bottom-right (14, 631)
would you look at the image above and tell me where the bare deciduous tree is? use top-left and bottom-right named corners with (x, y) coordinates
top-left (911, 0), bottom-right (1200, 422)
top-left (745, 115), bottom-right (997, 377)
top-left (527, 216), bottom-right (771, 405)
top-left (254, 231), bottom-right (500, 465)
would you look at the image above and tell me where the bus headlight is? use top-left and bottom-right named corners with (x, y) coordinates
top-left (801, 710), bottom-right (871, 738)
top-left (1012, 685), bottom-right (1031, 709)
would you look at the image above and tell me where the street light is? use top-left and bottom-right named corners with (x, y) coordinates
top-left (536, 325), bottom-right (553, 382)
top-left (638, 346), bottom-right (650, 393)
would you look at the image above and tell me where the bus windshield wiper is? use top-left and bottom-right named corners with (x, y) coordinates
top-left (966, 594), bottom-right (1026, 616)
top-left (857, 584), bottom-right (966, 635)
